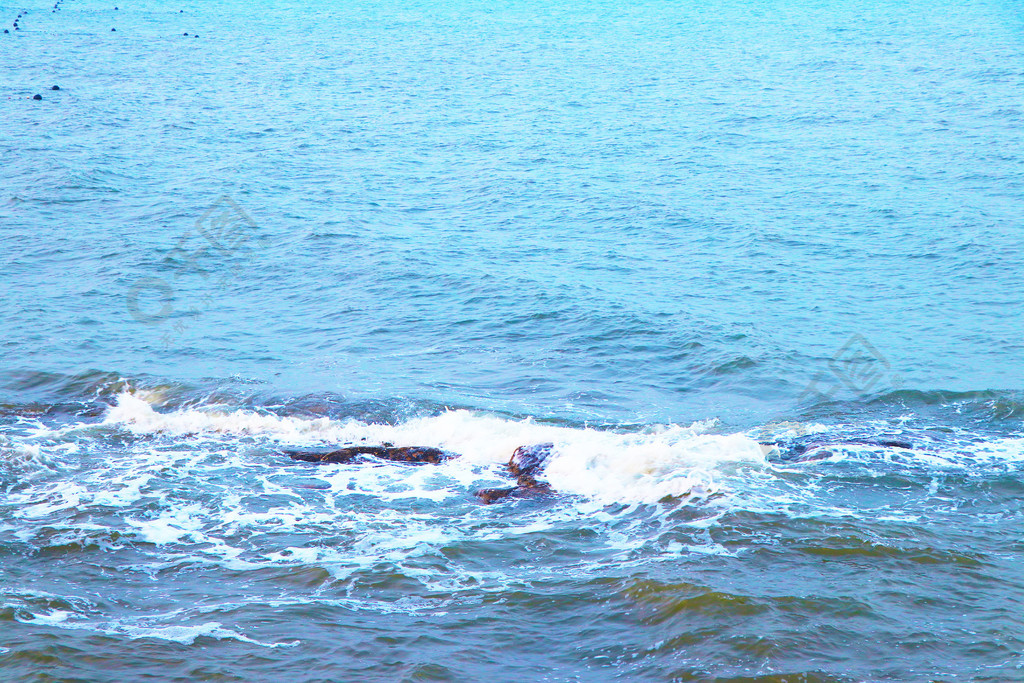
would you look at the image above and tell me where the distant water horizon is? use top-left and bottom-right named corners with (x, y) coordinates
top-left (2, 0), bottom-right (1023, 680)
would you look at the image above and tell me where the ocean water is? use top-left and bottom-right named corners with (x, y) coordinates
top-left (2, 0), bottom-right (1024, 680)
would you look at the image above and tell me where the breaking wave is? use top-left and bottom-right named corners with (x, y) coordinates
top-left (100, 390), bottom-right (766, 504)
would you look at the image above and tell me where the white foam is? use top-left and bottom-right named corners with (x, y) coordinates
top-left (103, 392), bottom-right (339, 441)
top-left (113, 622), bottom-right (297, 648)
top-left (101, 391), bottom-right (768, 504)
top-left (15, 609), bottom-right (297, 648)
top-left (18, 609), bottom-right (71, 625)
top-left (0, 436), bottom-right (62, 471)
top-left (13, 483), bottom-right (86, 519)
top-left (542, 431), bottom-right (765, 504)
top-left (92, 474), bottom-right (153, 507)
top-left (125, 507), bottom-right (206, 545)
top-left (971, 437), bottom-right (1024, 461)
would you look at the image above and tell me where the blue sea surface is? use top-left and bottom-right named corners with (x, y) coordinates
top-left (1, 0), bottom-right (1024, 680)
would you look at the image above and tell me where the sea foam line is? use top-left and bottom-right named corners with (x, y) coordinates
top-left (99, 391), bottom-right (768, 504)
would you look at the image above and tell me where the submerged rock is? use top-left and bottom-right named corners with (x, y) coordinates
top-left (285, 445), bottom-right (452, 465)
top-left (284, 441), bottom-right (557, 504)
top-left (763, 436), bottom-right (915, 462)
top-left (474, 443), bottom-right (555, 503)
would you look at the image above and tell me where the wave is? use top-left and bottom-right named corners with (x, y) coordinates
top-left (3, 387), bottom-right (1024, 625)
top-left (3, 372), bottom-right (1024, 508)
top-left (794, 387), bottom-right (1024, 426)
top-left (3, 368), bottom-right (1023, 427)
top-left (99, 391), bottom-right (766, 504)
top-left (13, 612), bottom-right (296, 648)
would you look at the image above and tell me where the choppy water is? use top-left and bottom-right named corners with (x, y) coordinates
top-left (2, 0), bottom-right (1024, 680)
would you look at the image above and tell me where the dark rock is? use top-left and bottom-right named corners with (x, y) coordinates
top-left (763, 436), bottom-right (915, 462)
top-left (286, 445), bottom-right (453, 465)
top-left (284, 441), bottom-right (558, 504)
top-left (474, 487), bottom-right (518, 504)
top-left (474, 482), bottom-right (551, 504)
top-left (508, 442), bottom-right (554, 483)
top-left (471, 443), bottom-right (557, 504)
top-left (51, 85), bottom-right (60, 90)
top-left (32, 94), bottom-right (42, 100)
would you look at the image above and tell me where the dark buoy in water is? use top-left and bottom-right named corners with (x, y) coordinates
top-left (51, 85), bottom-right (60, 90)
top-left (111, 27), bottom-right (116, 31)
top-left (183, 32), bottom-right (188, 36)
top-left (2, 29), bottom-right (7, 34)
top-left (33, 94), bottom-right (42, 100)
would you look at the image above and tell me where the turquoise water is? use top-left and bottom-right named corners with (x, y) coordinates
top-left (2, 0), bottom-right (1024, 680)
